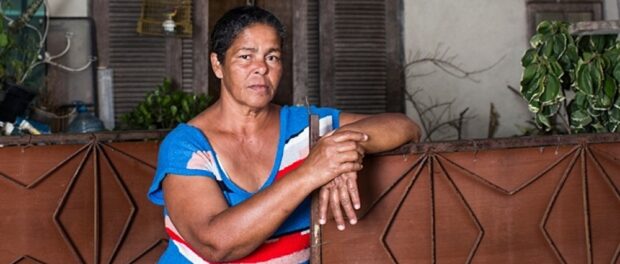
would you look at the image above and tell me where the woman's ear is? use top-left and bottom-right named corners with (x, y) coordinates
top-left (210, 53), bottom-right (223, 79)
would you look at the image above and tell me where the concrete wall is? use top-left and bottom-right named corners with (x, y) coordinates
top-left (404, 0), bottom-right (620, 140)
top-left (47, 0), bottom-right (88, 17)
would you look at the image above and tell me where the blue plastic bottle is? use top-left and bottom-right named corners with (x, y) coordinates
top-left (67, 103), bottom-right (105, 133)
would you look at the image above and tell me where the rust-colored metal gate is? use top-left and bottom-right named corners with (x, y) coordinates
top-left (0, 133), bottom-right (618, 263)
top-left (0, 133), bottom-right (167, 263)
top-left (314, 134), bottom-right (620, 263)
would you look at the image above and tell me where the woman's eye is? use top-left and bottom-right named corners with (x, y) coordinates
top-left (239, 55), bottom-right (250, 60)
top-left (267, 55), bottom-right (280, 62)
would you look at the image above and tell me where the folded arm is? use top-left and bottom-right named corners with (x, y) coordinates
top-left (338, 112), bottom-right (420, 153)
top-left (319, 112), bottom-right (420, 230)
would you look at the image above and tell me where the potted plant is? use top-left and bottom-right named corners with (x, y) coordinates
top-left (520, 20), bottom-right (620, 133)
top-left (120, 78), bottom-right (212, 130)
top-left (0, 0), bottom-right (45, 122)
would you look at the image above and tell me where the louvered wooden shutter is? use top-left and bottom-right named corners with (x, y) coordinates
top-left (306, 0), bottom-right (321, 105)
top-left (107, 0), bottom-right (196, 122)
top-left (109, 0), bottom-right (167, 121)
top-left (310, 0), bottom-right (403, 113)
top-left (181, 38), bottom-right (194, 93)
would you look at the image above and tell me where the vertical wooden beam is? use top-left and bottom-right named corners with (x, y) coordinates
top-left (309, 113), bottom-right (322, 264)
top-left (293, 0), bottom-right (309, 105)
top-left (166, 38), bottom-right (183, 89)
top-left (385, 0), bottom-right (405, 113)
top-left (91, 0), bottom-right (109, 67)
top-left (193, 0), bottom-right (209, 95)
top-left (319, 0), bottom-right (335, 107)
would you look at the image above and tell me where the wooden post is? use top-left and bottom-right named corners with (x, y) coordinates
top-left (309, 114), bottom-right (321, 264)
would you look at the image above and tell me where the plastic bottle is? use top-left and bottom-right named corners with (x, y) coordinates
top-left (67, 103), bottom-right (105, 133)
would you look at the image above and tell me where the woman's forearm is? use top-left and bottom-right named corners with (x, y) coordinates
top-left (195, 170), bottom-right (315, 261)
top-left (338, 113), bottom-right (420, 153)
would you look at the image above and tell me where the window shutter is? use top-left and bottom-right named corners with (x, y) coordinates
top-left (106, 1), bottom-right (197, 121)
top-left (109, 0), bottom-right (167, 121)
top-left (181, 38), bottom-right (194, 93)
top-left (307, 0), bottom-right (321, 105)
top-left (316, 0), bottom-right (404, 113)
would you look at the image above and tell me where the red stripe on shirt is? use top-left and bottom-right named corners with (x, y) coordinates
top-left (275, 158), bottom-right (305, 181)
top-left (233, 231), bottom-right (310, 263)
top-left (167, 227), bottom-right (309, 263)
top-left (166, 227), bottom-right (209, 262)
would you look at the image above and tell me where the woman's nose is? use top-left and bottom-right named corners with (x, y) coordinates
top-left (253, 59), bottom-right (268, 75)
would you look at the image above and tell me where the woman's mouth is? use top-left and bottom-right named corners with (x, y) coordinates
top-left (248, 84), bottom-right (269, 91)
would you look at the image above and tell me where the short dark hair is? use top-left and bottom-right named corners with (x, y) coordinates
top-left (210, 6), bottom-right (286, 64)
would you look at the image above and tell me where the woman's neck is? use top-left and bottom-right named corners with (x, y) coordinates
top-left (204, 99), bottom-right (278, 136)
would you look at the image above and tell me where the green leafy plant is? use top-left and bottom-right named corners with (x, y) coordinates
top-left (121, 78), bottom-right (212, 130)
top-left (0, 0), bottom-right (45, 92)
top-left (520, 20), bottom-right (620, 133)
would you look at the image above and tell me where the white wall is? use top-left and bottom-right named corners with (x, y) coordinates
top-left (47, 0), bottom-right (87, 17)
top-left (404, 0), bottom-right (620, 140)
top-left (606, 0), bottom-right (619, 19)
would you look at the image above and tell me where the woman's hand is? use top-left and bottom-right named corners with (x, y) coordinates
top-left (300, 130), bottom-right (367, 187)
top-left (316, 129), bottom-right (366, 231)
top-left (319, 172), bottom-right (361, 231)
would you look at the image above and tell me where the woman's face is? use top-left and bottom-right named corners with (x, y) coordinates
top-left (211, 23), bottom-right (282, 110)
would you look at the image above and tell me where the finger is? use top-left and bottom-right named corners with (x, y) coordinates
top-left (319, 185), bottom-right (330, 225)
top-left (335, 150), bottom-right (362, 164)
top-left (356, 144), bottom-right (365, 157)
top-left (345, 173), bottom-right (361, 210)
top-left (330, 181), bottom-right (346, 231)
top-left (337, 176), bottom-right (357, 224)
top-left (354, 145), bottom-right (365, 164)
top-left (336, 141), bottom-right (358, 153)
top-left (331, 131), bottom-right (368, 143)
top-left (335, 162), bottom-right (363, 176)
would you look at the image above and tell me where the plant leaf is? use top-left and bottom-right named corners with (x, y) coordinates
top-left (536, 112), bottom-right (551, 130)
top-left (565, 45), bottom-right (579, 63)
top-left (570, 109), bottom-right (593, 127)
top-left (521, 48), bottom-right (537, 66)
top-left (542, 36), bottom-right (554, 58)
top-left (521, 63), bottom-right (538, 86)
top-left (541, 74), bottom-right (561, 105)
top-left (536, 21), bottom-right (552, 34)
top-left (523, 75), bottom-right (544, 103)
top-left (553, 34), bottom-right (567, 58)
top-left (575, 62), bottom-right (594, 95)
top-left (591, 122), bottom-right (608, 133)
top-left (613, 61), bottom-right (620, 82)
top-left (544, 103), bottom-right (561, 116)
top-left (529, 33), bottom-right (544, 48)
top-left (0, 33), bottom-right (8, 47)
top-left (548, 59), bottom-right (564, 78)
top-left (583, 52), bottom-right (595, 62)
top-left (590, 61), bottom-right (603, 95)
top-left (603, 76), bottom-right (617, 104)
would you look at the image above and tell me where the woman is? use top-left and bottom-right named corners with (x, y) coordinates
top-left (148, 6), bottom-right (419, 263)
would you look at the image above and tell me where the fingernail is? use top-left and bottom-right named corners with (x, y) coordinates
top-left (364, 134), bottom-right (369, 141)
top-left (319, 218), bottom-right (326, 225)
top-left (337, 225), bottom-right (345, 231)
top-left (354, 204), bottom-right (360, 210)
top-left (350, 219), bottom-right (357, 225)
